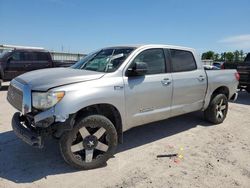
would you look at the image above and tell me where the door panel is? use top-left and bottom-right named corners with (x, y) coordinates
top-left (169, 48), bottom-right (207, 116)
top-left (4, 52), bottom-right (29, 80)
top-left (124, 74), bottom-right (172, 129)
top-left (4, 60), bottom-right (28, 80)
top-left (123, 48), bottom-right (173, 130)
top-left (27, 52), bottom-right (51, 71)
top-left (171, 69), bottom-right (207, 116)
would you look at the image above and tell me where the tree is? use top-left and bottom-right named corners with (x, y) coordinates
top-left (239, 50), bottom-right (244, 61)
top-left (202, 51), bottom-right (215, 60)
top-left (225, 52), bottom-right (234, 62)
top-left (220, 52), bottom-right (226, 61)
top-left (214, 53), bottom-right (220, 61)
top-left (233, 50), bottom-right (240, 62)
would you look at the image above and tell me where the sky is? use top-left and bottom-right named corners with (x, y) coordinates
top-left (0, 0), bottom-right (250, 54)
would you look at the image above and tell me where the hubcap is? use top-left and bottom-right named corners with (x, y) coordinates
top-left (83, 135), bottom-right (98, 150)
top-left (216, 99), bottom-right (226, 120)
top-left (70, 126), bottom-right (109, 163)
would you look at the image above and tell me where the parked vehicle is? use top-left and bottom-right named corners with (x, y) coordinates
top-left (212, 62), bottom-right (224, 69)
top-left (203, 65), bottom-right (220, 70)
top-left (0, 48), bottom-right (77, 89)
top-left (237, 53), bottom-right (250, 92)
top-left (7, 44), bottom-right (239, 169)
top-left (222, 53), bottom-right (250, 92)
top-left (222, 62), bottom-right (238, 69)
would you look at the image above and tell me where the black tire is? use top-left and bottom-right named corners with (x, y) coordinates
top-left (204, 94), bottom-right (228, 124)
top-left (59, 115), bottom-right (118, 169)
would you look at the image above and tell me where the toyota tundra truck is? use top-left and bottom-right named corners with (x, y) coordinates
top-left (7, 45), bottom-right (239, 169)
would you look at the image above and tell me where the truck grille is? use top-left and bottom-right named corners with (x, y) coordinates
top-left (7, 84), bottom-right (23, 112)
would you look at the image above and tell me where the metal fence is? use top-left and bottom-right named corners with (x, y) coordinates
top-left (0, 45), bottom-right (85, 62)
top-left (50, 51), bottom-right (85, 61)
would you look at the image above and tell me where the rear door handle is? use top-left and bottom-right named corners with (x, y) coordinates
top-left (161, 78), bottom-right (171, 86)
top-left (198, 75), bottom-right (205, 81)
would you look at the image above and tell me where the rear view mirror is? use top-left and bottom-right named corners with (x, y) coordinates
top-left (126, 62), bottom-right (148, 77)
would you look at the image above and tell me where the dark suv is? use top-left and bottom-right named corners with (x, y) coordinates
top-left (0, 49), bottom-right (54, 89)
top-left (237, 53), bottom-right (250, 93)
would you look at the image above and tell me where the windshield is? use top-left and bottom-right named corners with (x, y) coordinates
top-left (71, 47), bottom-right (135, 72)
top-left (0, 49), bottom-right (12, 59)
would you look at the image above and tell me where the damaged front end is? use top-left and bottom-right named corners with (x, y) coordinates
top-left (7, 79), bottom-right (75, 148)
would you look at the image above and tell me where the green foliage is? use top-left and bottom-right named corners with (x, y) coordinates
top-left (201, 51), bottom-right (214, 60)
top-left (225, 52), bottom-right (234, 62)
top-left (202, 50), bottom-right (247, 63)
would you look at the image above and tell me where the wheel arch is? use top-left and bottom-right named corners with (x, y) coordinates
top-left (74, 103), bottom-right (123, 144)
top-left (203, 85), bottom-right (230, 111)
top-left (211, 86), bottom-right (230, 100)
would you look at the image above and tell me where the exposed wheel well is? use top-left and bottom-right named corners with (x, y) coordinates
top-left (75, 104), bottom-right (123, 144)
top-left (211, 86), bottom-right (229, 100)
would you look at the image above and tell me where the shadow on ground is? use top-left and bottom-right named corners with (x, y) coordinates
top-left (0, 85), bottom-right (8, 91)
top-left (0, 111), bottom-right (211, 183)
top-left (232, 91), bottom-right (250, 105)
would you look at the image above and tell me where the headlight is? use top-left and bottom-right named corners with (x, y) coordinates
top-left (32, 91), bottom-right (65, 110)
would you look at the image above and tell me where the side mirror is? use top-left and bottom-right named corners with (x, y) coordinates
top-left (126, 62), bottom-right (148, 77)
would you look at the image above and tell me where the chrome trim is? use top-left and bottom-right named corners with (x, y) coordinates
top-left (22, 84), bottom-right (32, 114)
top-left (11, 79), bottom-right (32, 114)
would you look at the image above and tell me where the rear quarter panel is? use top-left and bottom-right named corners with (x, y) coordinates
top-left (203, 69), bottom-right (238, 110)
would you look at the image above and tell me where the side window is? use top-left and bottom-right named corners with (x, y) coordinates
top-left (26, 52), bottom-right (37, 61)
top-left (132, 49), bottom-right (166, 74)
top-left (36, 52), bottom-right (50, 61)
top-left (11, 52), bottom-right (25, 61)
top-left (170, 49), bottom-right (197, 72)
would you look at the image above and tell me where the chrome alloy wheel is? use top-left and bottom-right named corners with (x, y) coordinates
top-left (216, 98), bottom-right (227, 120)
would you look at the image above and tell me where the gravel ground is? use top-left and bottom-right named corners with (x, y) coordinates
top-left (0, 82), bottom-right (249, 188)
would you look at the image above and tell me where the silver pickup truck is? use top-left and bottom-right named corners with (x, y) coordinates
top-left (7, 44), bottom-right (239, 169)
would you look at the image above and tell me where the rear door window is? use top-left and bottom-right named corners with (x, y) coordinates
top-left (24, 52), bottom-right (49, 62)
top-left (170, 49), bottom-right (197, 72)
top-left (36, 52), bottom-right (50, 61)
top-left (25, 52), bottom-right (36, 61)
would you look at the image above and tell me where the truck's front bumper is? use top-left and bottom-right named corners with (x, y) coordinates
top-left (12, 112), bottom-right (43, 148)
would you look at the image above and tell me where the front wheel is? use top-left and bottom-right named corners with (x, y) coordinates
top-left (59, 115), bottom-right (118, 169)
top-left (204, 94), bottom-right (228, 124)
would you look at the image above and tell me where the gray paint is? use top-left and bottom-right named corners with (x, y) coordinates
top-left (15, 68), bottom-right (105, 91)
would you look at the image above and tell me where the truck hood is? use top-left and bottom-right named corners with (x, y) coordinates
top-left (15, 68), bottom-right (105, 91)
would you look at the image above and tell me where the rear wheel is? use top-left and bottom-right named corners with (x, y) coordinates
top-left (204, 94), bottom-right (228, 124)
top-left (59, 115), bottom-right (118, 169)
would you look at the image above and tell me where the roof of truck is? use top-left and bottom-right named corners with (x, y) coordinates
top-left (103, 44), bottom-right (195, 51)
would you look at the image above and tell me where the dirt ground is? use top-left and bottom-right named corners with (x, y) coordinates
top-left (0, 82), bottom-right (250, 188)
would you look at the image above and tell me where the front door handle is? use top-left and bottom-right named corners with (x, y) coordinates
top-left (161, 78), bottom-right (171, 86)
top-left (198, 75), bottom-right (205, 81)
